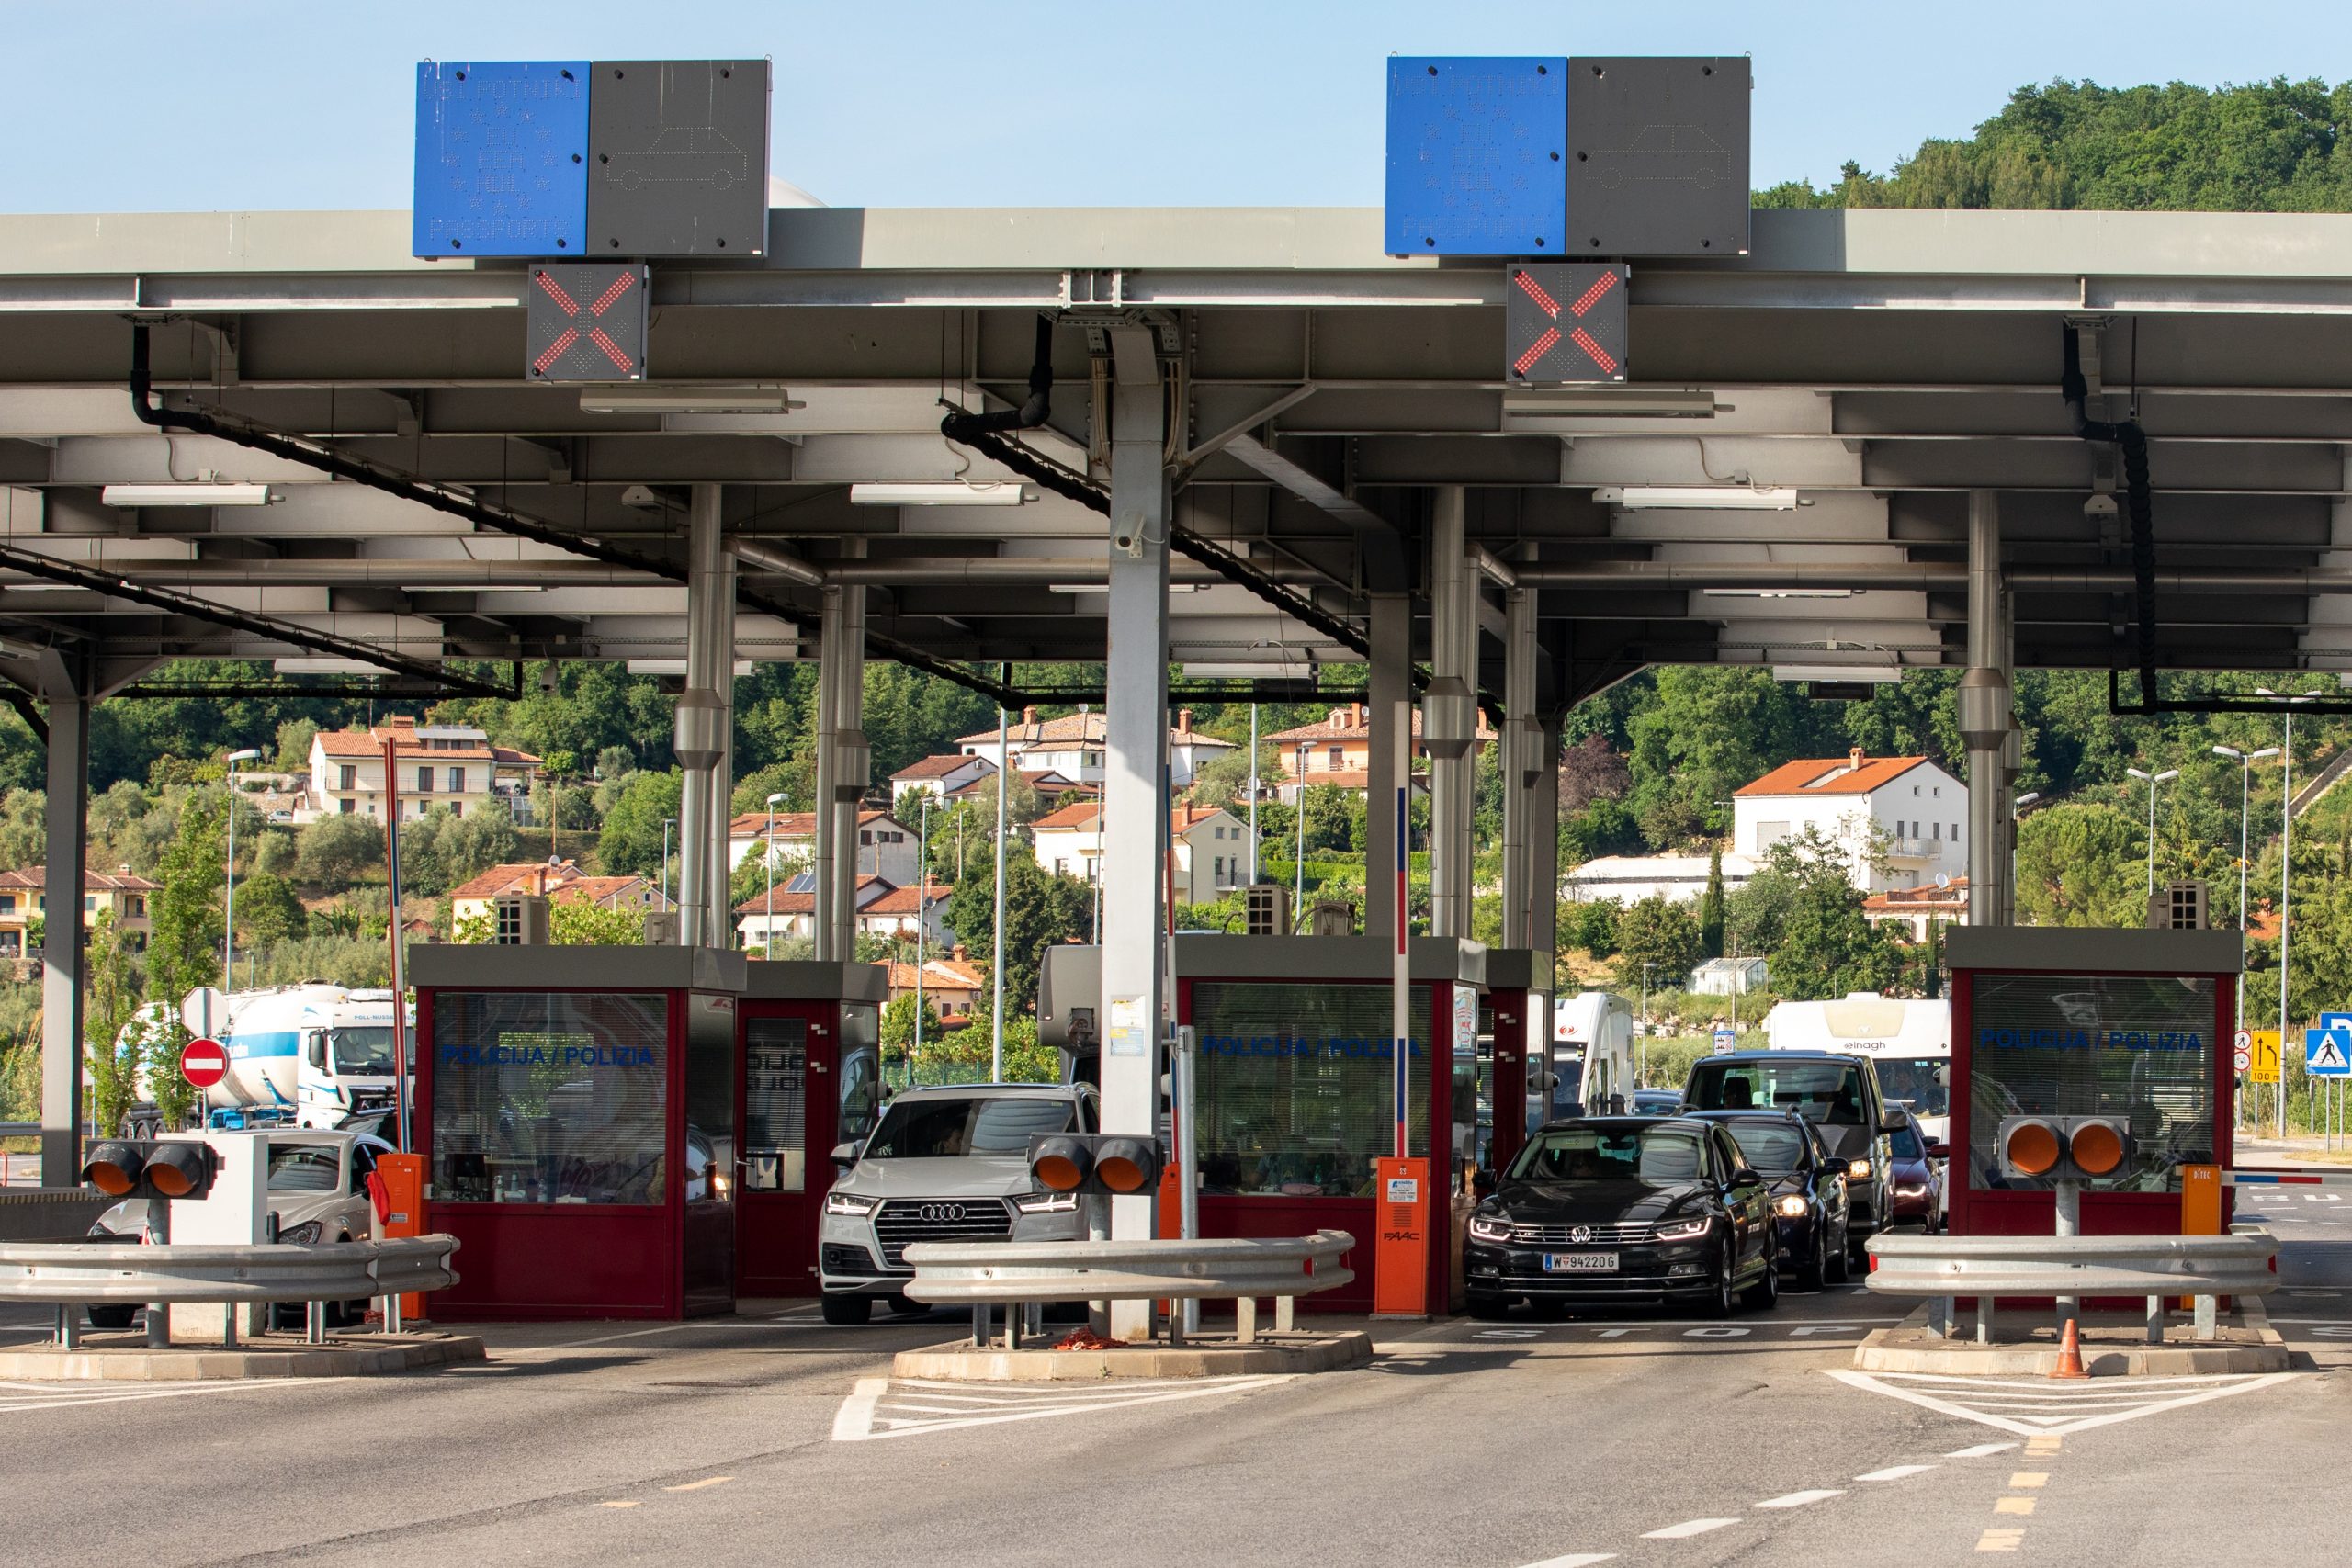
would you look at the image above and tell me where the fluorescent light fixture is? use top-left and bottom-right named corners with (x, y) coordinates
top-left (626, 659), bottom-right (757, 677)
top-left (102, 482), bottom-right (275, 508)
top-left (1182, 661), bottom-right (1316, 681)
top-left (1502, 389), bottom-right (1718, 423)
top-left (1771, 663), bottom-right (1900, 683)
top-left (1046, 582), bottom-right (1201, 593)
top-left (1702, 588), bottom-right (1854, 601)
top-left (397, 584), bottom-right (545, 594)
top-left (579, 386), bottom-right (797, 414)
top-left (849, 482), bottom-right (1027, 508)
top-left (1596, 485), bottom-right (1801, 511)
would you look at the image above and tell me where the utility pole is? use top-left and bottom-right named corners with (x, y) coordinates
top-left (222, 749), bottom-right (261, 987)
top-left (1248, 704), bottom-right (1260, 886)
top-left (992, 703), bottom-right (1008, 1082)
top-left (2125, 766), bottom-right (2180, 899)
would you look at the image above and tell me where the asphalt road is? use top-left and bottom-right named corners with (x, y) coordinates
top-left (4, 1219), bottom-right (2349, 1568)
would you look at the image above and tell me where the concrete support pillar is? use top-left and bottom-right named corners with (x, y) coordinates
top-left (1363, 593), bottom-right (1410, 937)
top-left (813, 546), bottom-right (869, 963)
top-left (1425, 487), bottom-right (1475, 938)
top-left (40, 683), bottom-right (89, 1180)
top-left (1500, 587), bottom-right (1539, 949)
top-left (1958, 491), bottom-right (2010, 926)
top-left (1100, 330), bottom-right (1170, 1338)
top-left (1531, 716), bottom-right (1562, 990)
top-left (674, 485), bottom-right (729, 948)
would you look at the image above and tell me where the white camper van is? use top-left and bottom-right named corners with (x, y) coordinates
top-left (1764, 991), bottom-right (1951, 1143)
top-left (1549, 991), bottom-right (1637, 1121)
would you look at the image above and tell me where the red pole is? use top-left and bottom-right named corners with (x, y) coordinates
top-left (383, 736), bottom-right (411, 1152)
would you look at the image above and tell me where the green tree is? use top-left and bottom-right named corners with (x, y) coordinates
top-left (83, 912), bottom-right (146, 1135)
top-left (550, 898), bottom-right (649, 946)
top-left (1698, 845), bottom-right (1727, 960)
top-left (944, 852), bottom-right (1091, 1017)
top-left (2016, 803), bottom-right (2146, 927)
top-left (881, 991), bottom-right (943, 1055)
top-left (1763, 848), bottom-right (1905, 999)
top-left (1614, 897), bottom-right (1703, 992)
top-left (143, 792), bottom-right (230, 1127)
top-left (234, 872), bottom-right (310, 951)
top-left (296, 814), bottom-right (386, 889)
top-left (598, 768), bottom-right (684, 879)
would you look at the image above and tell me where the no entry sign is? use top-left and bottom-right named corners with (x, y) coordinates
top-left (181, 1037), bottom-right (230, 1089)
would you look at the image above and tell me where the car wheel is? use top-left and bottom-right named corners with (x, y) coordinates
top-left (1703, 1248), bottom-right (1737, 1319)
top-left (86, 1304), bottom-right (136, 1330)
top-left (1795, 1226), bottom-right (1826, 1292)
top-left (1742, 1245), bottom-right (1781, 1310)
top-left (1848, 1224), bottom-right (1871, 1271)
top-left (1465, 1291), bottom-right (1510, 1320)
top-left (885, 1292), bottom-right (919, 1317)
top-left (1826, 1223), bottom-right (1853, 1284)
top-left (820, 1293), bottom-right (874, 1325)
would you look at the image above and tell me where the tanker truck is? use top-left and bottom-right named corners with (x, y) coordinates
top-left (109, 983), bottom-right (412, 1134)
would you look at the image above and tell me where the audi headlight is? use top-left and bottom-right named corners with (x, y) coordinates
top-left (278, 1220), bottom-right (323, 1245)
top-left (823, 1190), bottom-right (879, 1217)
top-left (1467, 1213), bottom-right (1513, 1243)
top-left (1848, 1158), bottom-right (1873, 1182)
top-left (1013, 1190), bottom-right (1079, 1214)
top-left (1654, 1216), bottom-right (1711, 1241)
top-left (1776, 1194), bottom-right (1809, 1219)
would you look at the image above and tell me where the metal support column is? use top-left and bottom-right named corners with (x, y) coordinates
top-left (40, 682), bottom-right (90, 1180)
top-left (1500, 587), bottom-right (1538, 949)
top-left (1100, 327), bottom-right (1170, 1341)
top-left (675, 485), bottom-right (727, 948)
top-left (704, 488), bottom-right (738, 948)
top-left (829, 547), bottom-right (869, 964)
top-left (1531, 716), bottom-right (1561, 986)
top-left (1363, 593), bottom-right (1409, 938)
top-left (1957, 491), bottom-right (2009, 926)
top-left (1425, 488), bottom-right (1474, 938)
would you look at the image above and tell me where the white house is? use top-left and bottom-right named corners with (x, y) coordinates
top-left (1732, 749), bottom-right (1969, 896)
top-left (309, 716), bottom-right (539, 822)
top-left (1561, 852), bottom-right (1755, 906)
top-left (956, 706), bottom-right (1235, 789)
top-left (1029, 803), bottom-right (1251, 906)
top-left (855, 882), bottom-right (956, 947)
top-left (889, 753), bottom-right (996, 808)
top-left (735, 872), bottom-right (893, 950)
top-left (727, 809), bottom-right (922, 886)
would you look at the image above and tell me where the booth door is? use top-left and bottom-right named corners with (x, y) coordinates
top-left (737, 1003), bottom-right (836, 1297)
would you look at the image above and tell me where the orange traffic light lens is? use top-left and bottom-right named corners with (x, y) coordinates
top-left (1097, 1156), bottom-right (1148, 1193)
top-left (2007, 1122), bottom-right (2062, 1176)
top-left (1035, 1153), bottom-right (1086, 1191)
top-left (86, 1160), bottom-right (137, 1196)
top-left (2071, 1122), bottom-right (2125, 1176)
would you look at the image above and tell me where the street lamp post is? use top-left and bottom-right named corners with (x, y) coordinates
top-left (2124, 766), bottom-right (2181, 899)
top-left (1294, 743), bottom-right (1310, 921)
top-left (2259, 689), bottom-right (2314, 1143)
top-left (914, 790), bottom-right (933, 1068)
top-left (1640, 960), bottom-right (1656, 1089)
top-left (1248, 704), bottom-right (1261, 886)
top-left (763, 792), bottom-right (786, 957)
top-left (661, 817), bottom-right (676, 911)
top-left (222, 749), bottom-right (261, 987)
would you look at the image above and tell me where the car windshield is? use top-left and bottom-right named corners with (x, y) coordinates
top-left (1689, 1060), bottom-right (1869, 1124)
top-left (1874, 1056), bottom-right (1949, 1117)
top-left (332, 1027), bottom-right (396, 1074)
top-left (1721, 1122), bottom-right (1807, 1174)
top-left (1888, 1119), bottom-right (1925, 1158)
top-left (1510, 1126), bottom-right (1705, 1185)
top-left (266, 1144), bottom-right (342, 1193)
top-left (865, 1096), bottom-right (1075, 1158)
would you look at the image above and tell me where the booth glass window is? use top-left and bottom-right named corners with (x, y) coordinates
top-left (1966, 973), bottom-right (2216, 1192)
top-left (684, 994), bottom-right (736, 1204)
top-left (1192, 982), bottom-right (1431, 1198)
top-left (744, 1016), bottom-right (808, 1191)
top-left (431, 991), bottom-right (669, 1205)
top-left (839, 1003), bottom-right (881, 1144)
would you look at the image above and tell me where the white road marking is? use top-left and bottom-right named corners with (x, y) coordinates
top-left (1517, 1555), bottom-right (1616, 1568)
top-left (1829, 1369), bottom-right (2297, 1437)
top-left (1641, 1518), bottom-right (1740, 1540)
top-left (1856, 1464), bottom-right (1938, 1482)
top-left (832, 1373), bottom-right (1290, 1442)
top-left (0, 1377), bottom-right (329, 1414)
top-left (1948, 1442), bottom-right (2019, 1458)
top-left (1757, 1489), bottom-right (1843, 1508)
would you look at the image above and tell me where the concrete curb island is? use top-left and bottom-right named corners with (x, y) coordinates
top-left (893, 1330), bottom-right (1374, 1382)
top-left (0, 1331), bottom-right (486, 1382)
top-left (1854, 1303), bottom-right (2289, 1376)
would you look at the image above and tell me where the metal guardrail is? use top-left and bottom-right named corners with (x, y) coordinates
top-left (1865, 1231), bottom-right (2275, 1344)
top-left (904, 1230), bottom-right (1355, 1348)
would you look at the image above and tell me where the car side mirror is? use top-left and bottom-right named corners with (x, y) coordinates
top-left (1732, 1167), bottom-right (1762, 1187)
top-left (1925, 1140), bottom-right (1951, 1161)
top-left (1473, 1170), bottom-right (1498, 1200)
top-left (1879, 1116), bottom-right (1906, 1135)
top-left (830, 1141), bottom-right (859, 1168)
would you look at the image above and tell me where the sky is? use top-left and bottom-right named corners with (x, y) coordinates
top-left (7, 1), bottom-right (2352, 212)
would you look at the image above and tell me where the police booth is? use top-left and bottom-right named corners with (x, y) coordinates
top-left (1042, 935), bottom-right (1487, 1314)
top-left (733, 960), bottom-right (887, 1299)
top-left (1481, 951), bottom-right (1546, 1179)
top-left (1945, 926), bottom-right (2240, 1238)
top-left (411, 945), bottom-right (745, 1320)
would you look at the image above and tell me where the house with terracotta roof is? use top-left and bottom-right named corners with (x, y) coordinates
top-left (889, 752), bottom-right (997, 809)
top-left (886, 952), bottom-right (988, 1027)
top-left (855, 882), bottom-right (956, 946)
top-left (307, 716), bottom-right (540, 823)
top-left (0, 866), bottom-right (160, 962)
top-left (447, 860), bottom-right (658, 931)
top-left (725, 808), bottom-right (920, 886)
top-left (736, 872), bottom-right (894, 951)
top-left (1864, 877), bottom-right (1971, 942)
top-left (956, 706), bottom-right (1235, 788)
top-left (1029, 803), bottom-right (1250, 905)
top-left (1733, 748), bottom-right (1969, 895)
top-left (1263, 703), bottom-right (1493, 802)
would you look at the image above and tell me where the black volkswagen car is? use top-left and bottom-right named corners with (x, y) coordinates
top-left (1689, 1110), bottom-right (1851, 1290)
top-left (1464, 1117), bottom-right (1779, 1318)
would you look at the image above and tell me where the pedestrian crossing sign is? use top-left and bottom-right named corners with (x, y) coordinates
top-left (2304, 1026), bottom-right (2352, 1077)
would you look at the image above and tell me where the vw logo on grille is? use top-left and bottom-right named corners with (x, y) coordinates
top-left (915, 1203), bottom-right (967, 1223)
top-left (1570, 1224), bottom-right (1594, 1244)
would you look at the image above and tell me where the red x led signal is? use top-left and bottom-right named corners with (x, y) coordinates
top-left (1503, 263), bottom-right (1630, 384)
top-left (524, 263), bottom-right (650, 383)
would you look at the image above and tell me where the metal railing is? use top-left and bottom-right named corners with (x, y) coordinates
top-left (0, 1235), bottom-right (459, 1350)
top-left (1865, 1231), bottom-right (2276, 1343)
top-left (905, 1230), bottom-right (1354, 1349)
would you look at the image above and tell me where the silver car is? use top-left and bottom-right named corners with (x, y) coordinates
top-left (818, 1083), bottom-right (1096, 1325)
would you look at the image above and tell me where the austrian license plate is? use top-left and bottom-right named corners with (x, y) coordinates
top-left (1542, 1251), bottom-right (1618, 1274)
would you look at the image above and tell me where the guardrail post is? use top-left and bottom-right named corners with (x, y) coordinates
top-left (1275, 1294), bottom-right (1295, 1334)
top-left (1236, 1297), bottom-right (1258, 1345)
top-left (306, 1300), bottom-right (326, 1346)
top-left (971, 1304), bottom-right (989, 1348)
top-left (2145, 1294), bottom-right (2163, 1345)
top-left (2194, 1293), bottom-right (2217, 1341)
top-left (54, 1304), bottom-right (76, 1350)
top-left (1928, 1296), bottom-right (1951, 1339)
top-left (1977, 1296), bottom-right (1994, 1345)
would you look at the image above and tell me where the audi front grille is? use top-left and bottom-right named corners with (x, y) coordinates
top-left (872, 1198), bottom-right (1015, 1269)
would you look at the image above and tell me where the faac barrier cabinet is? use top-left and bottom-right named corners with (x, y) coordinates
top-left (1042, 934), bottom-right (1487, 1314)
top-left (1945, 926), bottom-right (2240, 1239)
top-left (734, 960), bottom-right (887, 1299)
top-left (411, 944), bottom-right (746, 1320)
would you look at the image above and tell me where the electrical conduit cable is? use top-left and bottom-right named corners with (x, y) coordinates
top-left (2061, 324), bottom-right (2159, 709)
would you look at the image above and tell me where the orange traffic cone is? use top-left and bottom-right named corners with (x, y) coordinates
top-left (2051, 1316), bottom-right (2089, 1380)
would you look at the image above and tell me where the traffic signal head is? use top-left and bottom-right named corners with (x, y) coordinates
top-left (81, 1139), bottom-right (219, 1201)
top-left (1027, 1133), bottom-right (1166, 1197)
top-left (1997, 1116), bottom-right (2132, 1183)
